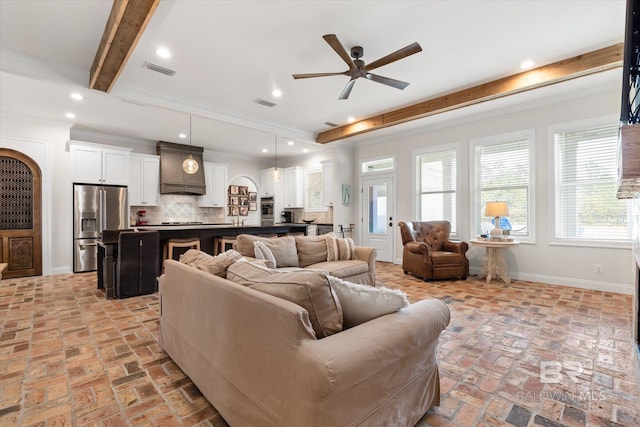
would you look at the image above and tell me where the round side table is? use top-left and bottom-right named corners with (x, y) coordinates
top-left (470, 239), bottom-right (520, 284)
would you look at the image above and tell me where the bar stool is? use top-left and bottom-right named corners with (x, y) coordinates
top-left (163, 237), bottom-right (201, 261)
top-left (214, 236), bottom-right (236, 255)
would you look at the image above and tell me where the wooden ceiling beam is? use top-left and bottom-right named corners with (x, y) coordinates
top-left (89, 0), bottom-right (160, 92)
top-left (316, 43), bottom-right (624, 144)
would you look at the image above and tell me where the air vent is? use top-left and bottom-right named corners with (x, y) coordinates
top-left (143, 62), bottom-right (176, 76)
top-left (255, 98), bottom-right (277, 108)
top-left (324, 121), bottom-right (338, 127)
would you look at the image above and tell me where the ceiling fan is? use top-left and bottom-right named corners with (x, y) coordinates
top-left (292, 34), bottom-right (422, 100)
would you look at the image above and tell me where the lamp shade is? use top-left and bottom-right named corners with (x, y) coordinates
top-left (484, 201), bottom-right (509, 217)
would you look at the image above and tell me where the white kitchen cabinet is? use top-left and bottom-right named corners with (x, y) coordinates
top-left (283, 166), bottom-right (304, 208)
top-left (321, 160), bottom-right (334, 207)
top-left (199, 162), bottom-right (228, 208)
top-left (69, 142), bottom-right (130, 185)
top-left (260, 167), bottom-right (283, 198)
top-left (129, 154), bottom-right (160, 206)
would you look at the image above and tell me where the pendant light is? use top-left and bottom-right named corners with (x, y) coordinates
top-left (182, 115), bottom-right (199, 174)
top-left (272, 135), bottom-right (281, 181)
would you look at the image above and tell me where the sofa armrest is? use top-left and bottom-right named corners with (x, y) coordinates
top-left (442, 240), bottom-right (468, 255)
top-left (406, 241), bottom-right (431, 256)
top-left (354, 246), bottom-right (376, 272)
top-left (298, 298), bottom-right (450, 396)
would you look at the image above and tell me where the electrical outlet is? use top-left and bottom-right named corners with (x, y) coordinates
top-left (595, 264), bottom-right (603, 274)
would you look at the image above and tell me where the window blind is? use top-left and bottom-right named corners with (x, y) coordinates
top-left (554, 124), bottom-right (629, 240)
top-left (417, 149), bottom-right (457, 233)
top-left (476, 138), bottom-right (530, 236)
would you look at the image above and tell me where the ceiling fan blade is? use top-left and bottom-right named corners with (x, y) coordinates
top-left (366, 73), bottom-right (410, 90)
top-left (323, 34), bottom-right (357, 71)
top-left (292, 71), bottom-right (347, 79)
top-left (338, 78), bottom-right (356, 100)
top-left (365, 42), bottom-right (422, 72)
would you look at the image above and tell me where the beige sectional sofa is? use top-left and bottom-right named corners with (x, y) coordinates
top-left (159, 258), bottom-right (451, 427)
top-left (233, 233), bottom-right (377, 285)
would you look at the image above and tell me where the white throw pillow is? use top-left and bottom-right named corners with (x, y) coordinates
top-left (326, 275), bottom-right (409, 328)
top-left (253, 241), bottom-right (276, 268)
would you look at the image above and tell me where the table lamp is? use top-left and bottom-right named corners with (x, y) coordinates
top-left (484, 201), bottom-right (509, 238)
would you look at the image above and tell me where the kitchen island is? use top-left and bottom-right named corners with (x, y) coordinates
top-left (135, 223), bottom-right (309, 271)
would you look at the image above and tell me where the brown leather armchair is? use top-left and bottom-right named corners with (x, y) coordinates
top-left (398, 221), bottom-right (468, 281)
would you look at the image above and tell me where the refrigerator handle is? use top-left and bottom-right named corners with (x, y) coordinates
top-left (99, 189), bottom-right (105, 233)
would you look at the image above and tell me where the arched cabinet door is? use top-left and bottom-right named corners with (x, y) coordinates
top-left (0, 148), bottom-right (42, 278)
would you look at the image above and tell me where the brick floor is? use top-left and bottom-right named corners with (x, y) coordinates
top-left (1, 263), bottom-right (639, 426)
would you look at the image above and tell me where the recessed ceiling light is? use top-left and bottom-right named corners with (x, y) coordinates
top-left (70, 92), bottom-right (84, 101)
top-left (303, 148), bottom-right (309, 153)
top-left (156, 47), bottom-right (171, 58)
top-left (272, 89), bottom-right (282, 98)
top-left (347, 116), bottom-right (356, 123)
top-left (262, 148), bottom-right (268, 153)
top-left (178, 133), bottom-right (187, 139)
top-left (287, 140), bottom-right (294, 146)
top-left (65, 112), bottom-right (76, 119)
top-left (520, 60), bottom-right (535, 70)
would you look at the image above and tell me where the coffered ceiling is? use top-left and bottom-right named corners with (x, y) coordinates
top-left (0, 0), bottom-right (626, 159)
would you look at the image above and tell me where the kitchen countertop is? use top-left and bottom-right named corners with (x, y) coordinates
top-left (133, 223), bottom-right (310, 231)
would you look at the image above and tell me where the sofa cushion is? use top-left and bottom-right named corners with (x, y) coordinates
top-left (226, 260), bottom-right (343, 338)
top-left (326, 235), bottom-right (356, 261)
top-left (295, 235), bottom-right (329, 267)
top-left (179, 249), bottom-right (243, 277)
top-left (262, 236), bottom-right (299, 267)
top-left (327, 276), bottom-right (410, 328)
top-left (234, 234), bottom-right (273, 258)
top-left (253, 241), bottom-right (276, 268)
top-left (308, 260), bottom-right (368, 279)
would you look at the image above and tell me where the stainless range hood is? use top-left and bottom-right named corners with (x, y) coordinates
top-left (156, 141), bottom-right (206, 195)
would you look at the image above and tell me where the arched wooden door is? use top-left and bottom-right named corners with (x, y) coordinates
top-left (0, 149), bottom-right (42, 278)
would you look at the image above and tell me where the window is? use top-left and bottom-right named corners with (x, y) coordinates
top-left (553, 122), bottom-right (630, 243)
top-left (361, 157), bottom-right (394, 174)
top-left (416, 148), bottom-right (457, 235)
top-left (305, 168), bottom-right (324, 211)
top-left (472, 131), bottom-right (533, 239)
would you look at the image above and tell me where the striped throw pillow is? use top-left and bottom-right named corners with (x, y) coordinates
top-left (326, 235), bottom-right (356, 261)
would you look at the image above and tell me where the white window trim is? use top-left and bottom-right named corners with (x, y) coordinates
top-left (305, 166), bottom-right (327, 212)
top-left (547, 114), bottom-right (631, 249)
top-left (412, 143), bottom-right (462, 240)
top-left (469, 129), bottom-right (536, 243)
top-left (360, 155), bottom-right (396, 176)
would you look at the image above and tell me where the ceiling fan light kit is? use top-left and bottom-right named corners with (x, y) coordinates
top-left (292, 34), bottom-right (422, 100)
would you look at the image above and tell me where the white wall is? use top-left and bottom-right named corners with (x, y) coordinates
top-left (354, 89), bottom-right (634, 294)
top-left (1, 115), bottom-right (71, 275)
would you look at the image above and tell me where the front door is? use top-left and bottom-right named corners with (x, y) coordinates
top-left (361, 175), bottom-right (394, 262)
top-left (0, 149), bottom-right (42, 278)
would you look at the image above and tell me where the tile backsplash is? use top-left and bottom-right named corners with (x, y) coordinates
top-left (130, 194), bottom-right (225, 225)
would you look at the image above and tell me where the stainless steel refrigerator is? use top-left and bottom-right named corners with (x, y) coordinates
top-left (73, 184), bottom-right (128, 272)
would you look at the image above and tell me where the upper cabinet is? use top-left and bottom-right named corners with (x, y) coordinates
top-left (283, 166), bottom-right (304, 208)
top-left (69, 142), bottom-right (131, 186)
top-left (129, 154), bottom-right (160, 206)
top-left (321, 160), bottom-right (334, 207)
top-left (199, 162), bottom-right (228, 208)
top-left (260, 167), bottom-right (283, 198)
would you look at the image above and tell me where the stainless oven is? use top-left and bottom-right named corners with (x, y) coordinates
top-left (260, 197), bottom-right (274, 225)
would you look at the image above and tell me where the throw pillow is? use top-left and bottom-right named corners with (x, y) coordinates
top-left (262, 236), bottom-right (299, 268)
top-left (226, 260), bottom-right (343, 338)
top-left (179, 249), bottom-right (243, 277)
top-left (253, 241), bottom-right (276, 268)
top-left (326, 235), bottom-right (356, 261)
top-left (295, 235), bottom-right (329, 267)
top-left (326, 275), bottom-right (409, 328)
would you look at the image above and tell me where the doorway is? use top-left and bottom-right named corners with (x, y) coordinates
top-left (0, 149), bottom-right (42, 278)
top-left (361, 175), bottom-right (395, 262)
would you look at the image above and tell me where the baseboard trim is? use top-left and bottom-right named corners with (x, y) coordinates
top-left (50, 266), bottom-right (71, 276)
top-left (469, 267), bottom-right (633, 295)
